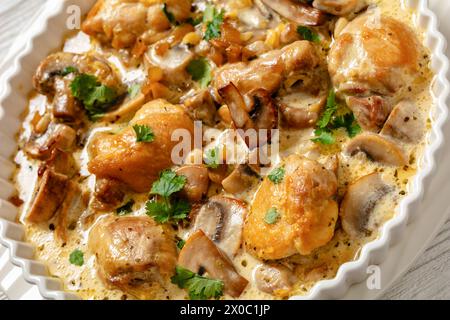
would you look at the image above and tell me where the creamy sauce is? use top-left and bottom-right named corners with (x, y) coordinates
top-left (12, 0), bottom-right (434, 300)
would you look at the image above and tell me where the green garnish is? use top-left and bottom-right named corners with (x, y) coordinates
top-left (264, 207), bottom-right (280, 225)
top-left (133, 124), bottom-right (155, 143)
top-left (204, 147), bottom-right (220, 169)
top-left (312, 90), bottom-right (361, 144)
top-left (297, 26), bottom-right (320, 43)
top-left (61, 66), bottom-right (78, 76)
top-left (268, 167), bottom-right (285, 184)
top-left (70, 73), bottom-right (118, 120)
top-left (162, 3), bottom-right (177, 24)
top-left (187, 58), bottom-right (212, 88)
top-left (177, 239), bottom-right (186, 250)
top-left (128, 83), bottom-right (141, 99)
top-left (145, 170), bottom-right (190, 224)
top-left (116, 199), bottom-right (135, 216)
top-left (69, 249), bottom-right (84, 266)
top-left (203, 5), bottom-right (224, 41)
top-left (171, 266), bottom-right (224, 300)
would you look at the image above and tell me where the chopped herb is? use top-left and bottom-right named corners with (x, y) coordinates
top-left (116, 199), bottom-right (135, 216)
top-left (204, 147), bottom-right (220, 169)
top-left (187, 16), bottom-right (203, 26)
top-left (317, 90), bottom-right (338, 129)
top-left (330, 113), bottom-right (362, 138)
top-left (187, 58), bottom-right (212, 88)
top-left (203, 5), bottom-right (224, 41)
top-left (297, 26), bottom-right (320, 43)
top-left (312, 128), bottom-right (335, 145)
top-left (133, 124), bottom-right (155, 143)
top-left (145, 170), bottom-right (190, 224)
top-left (171, 266), bottom-right (224, 300)
top-left (61, 66), bottom-right (78, 76)
top-left (70, 73), bottom-right (118, 120)
top-left (128, 83), bottom-right (141, 99)
top-left (268, 167), bottom-right (285, 184)
top-left (177, 239), bottom-right (186, 250)
top-left (69, 249), bottom-right (84, 266)
top-left (264, 207), bottom-right (280, 225)
top-left (162, 3), bottom-right (176, 24)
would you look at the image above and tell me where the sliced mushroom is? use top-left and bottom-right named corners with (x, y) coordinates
top-left (340, 173), bottom-right (392, 238)
top-left (219, 83), bottom-right (252, 129)
top-left (27, 170), bottom-right (70, 223)
top-left (25, 123), bottom-right (77, 160)
top-left (254, 264), bottom-right (296, 297)
top-left (346, 132), bottom-right (407, 166)
top-left (38, 148), bottom-right (78, 178)
top-left (55, 181), bottom-right (83, 242)
top-left (179, 230), bottom-right (248, 297)
top-left (208, 165), bottom-right (230, 185)
top-left (222, 164), bottom-right (260, 194)
top-left (191, 196), bottom-right (247, 257)
top-left (101, 92), bottom-right (146, 123)
top-left (313, 0), bottom-right (366, 16)
top-left (92, 178), bottom-right (126, 212)
top-left (52, 77), bottom-right (81, 121)
top-left (279, 91), bottom-right (326, 129)
top-left (182, 89), bottom-right (217, 126)
top-left (260, 0), bottom-right (326, 26)
top-left (346, 95), bottom-right (391, 132)
top-left (380, 100), bottom-right (424, 143)
top-left (176, 165), bottom-right (210, 202)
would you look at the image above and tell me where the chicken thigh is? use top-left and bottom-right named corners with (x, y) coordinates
top-left (243, 155), bottom-right (338, 260)
top-left (88, 99), bottom-right (194, 193)
top-left (328, 11), bottom-right (421, 132)
top-left (89, 216), bottom-right (177, 299)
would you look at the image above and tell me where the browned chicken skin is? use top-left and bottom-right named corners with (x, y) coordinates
top-left (88, 99), bottom-right (194, 193)
top-left (243, 155), bottom-right (338, 260)
top-left (328, 11), bottom-right (421, 131)
top-left (89, 216), bottom-right (177, 299)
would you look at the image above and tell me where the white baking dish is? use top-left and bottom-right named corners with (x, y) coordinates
top-left (0, 0), bottom-right (449, 300)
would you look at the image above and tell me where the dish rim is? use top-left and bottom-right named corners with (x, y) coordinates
top-left (0, 0), bottom-right (449, 300)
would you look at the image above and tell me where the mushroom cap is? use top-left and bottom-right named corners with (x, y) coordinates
top-left (340, 172), bottom-right (392, 238)
top-left (313, 0), bottom-right (366, 16)
top-left (345, 132), bottom-right (408, 166)
top-left (253, 263), bottom-right (296, 297)
top-left (260, 0), bottom-right (326, 26)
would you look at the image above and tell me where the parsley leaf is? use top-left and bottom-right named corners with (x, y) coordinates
top-left (61, 66), bottom-right (78, 76)
top-left (162, 3), bottom-right (177, 25)
top-left (204, 147), bottom-right (220, 169)
top-left (69, 249), bottom-right (84, 266)
top-left (317, 90), bottom-right (338, 129)
top-left (171, 266), bottom-right (224, 300)
top-left (133, 124), bottom-right (155, 143)
top-left (297, 26), bottom-right (320, 43)
top-left (268, 167), bottom-right (285, 184)
top-left (187, 58), bottom-right (212, 88)
top-left (116, 199), bottom-right (135, 216)
top-left (203, 6), bottom-right (224, 41)
top-left (177, 239), bottom-right (186, 250)
top-left (70, 74), bottom-right (118, 119)
top-left (128, 83), bottom-right (141, 99)
top-left (146, 170), bottom-right (190, 224)
top-left (265, 207), bottom-right (280, 224)
top-left (150, 170), bottom-right (187, 198)
top-left (312, 128), bottom-right (335, 145)
top-left (331, 113), bottom-right (362, 138)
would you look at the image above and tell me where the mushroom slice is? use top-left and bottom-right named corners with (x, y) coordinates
top-left (346, 95), bottom-right (391, 133)
top-left (222, 164), bottom-right (260, 194)
top-left (249, 90), bottom-right (279, 145)
top-left (179, 230), bottom-right (248, 298)
top-left (219, 83), bottom-right (252, 129)
top-left (191, 196), bottom-right (247, 257)
top-left (254, 264), bottom-right (296, 297)
top-left (279, 91), bottom-right (326, 129)
top-left (101, 92), bottom-right (146, 123)
top-left (27, 170), bottom-right (70, 223)
top-left (260, 0), bottom-right (326, 26)
top-left (176, 165), bottom-right (210, 202)
top-left (38, 148), bottom-right (78, 178)
top-left (380, 100), bottom-right (424, 143)
top-left (25, 123), bottom-right (77, 160)
top-left (312, 0), bottom-right (366, 16)
top-left (340, 173), bottom-right (393, 238)
top-left (182, 89), bottom-right (217, 126)
top-left (346, 133), bottom-right (407, 166)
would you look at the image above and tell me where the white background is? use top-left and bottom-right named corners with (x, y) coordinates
top-left (0, 0), bottom-right (449, 299)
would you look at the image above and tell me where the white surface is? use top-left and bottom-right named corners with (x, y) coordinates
top-left (0, 0), bottom-right (449, 300)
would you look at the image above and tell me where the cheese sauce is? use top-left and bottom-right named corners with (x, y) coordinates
top-left (12, 0), bottom-right (434, 300)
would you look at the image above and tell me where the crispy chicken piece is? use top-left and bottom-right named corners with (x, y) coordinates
top-left (88, 99), bottom-right (194, 193)
top-left (89, 216), bottom-right (177, 299)
top-left (328, 11), bottom-right (421, 131)
top-left (243, 155), bottom-right (338, 260)
top-left (82, 0), bottom-right (192, 49)
top-left (214, 41), bottom-right (319, 98)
